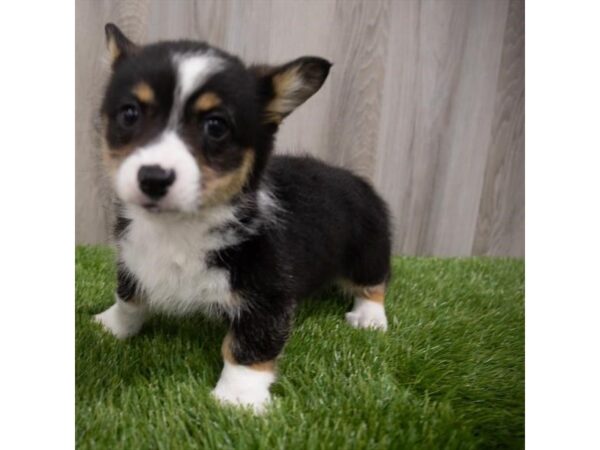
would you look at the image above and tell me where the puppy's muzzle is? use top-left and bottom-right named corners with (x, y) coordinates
top-left (138, 165), bottom-right (176, 199)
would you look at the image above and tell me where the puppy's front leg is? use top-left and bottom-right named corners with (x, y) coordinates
top-left (94, 265), bottom-right (147, 339)
top-left (212, 306), bottom-right (293, 413)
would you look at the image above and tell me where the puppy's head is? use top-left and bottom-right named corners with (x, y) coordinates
top-left (99, 24), bottom-right (331, 214)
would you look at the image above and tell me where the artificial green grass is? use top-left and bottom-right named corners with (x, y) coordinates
top-left (76, 245), bottom-right (524, 450)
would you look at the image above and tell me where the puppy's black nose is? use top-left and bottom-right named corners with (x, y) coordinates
top-left (138, 165), bottom-right (176, 199)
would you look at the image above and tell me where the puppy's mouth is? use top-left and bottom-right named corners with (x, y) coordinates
top-left (142, 202), bottom-right (161, 213)
top-left (139, 200), bottom-right (194, 214)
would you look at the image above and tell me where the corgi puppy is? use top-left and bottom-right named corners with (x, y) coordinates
top-left (94, 23), bottom-right (391, 412)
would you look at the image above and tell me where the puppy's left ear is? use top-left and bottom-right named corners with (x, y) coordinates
top-left (254, 57), bottom-right (332, 125)
top-left (105, 23), bottom-right (138, 68)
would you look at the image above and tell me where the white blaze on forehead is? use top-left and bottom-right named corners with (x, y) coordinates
top-left (175, 53), bottom-right (223, 104)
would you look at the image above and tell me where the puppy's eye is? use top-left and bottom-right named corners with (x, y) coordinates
top-left (117, 104), bottom-right (140, 128)
top-left (203, 116), bottom-right (229, 141)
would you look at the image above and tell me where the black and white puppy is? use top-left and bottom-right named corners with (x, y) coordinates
top-left (94, 23), bottom-right (391, 412)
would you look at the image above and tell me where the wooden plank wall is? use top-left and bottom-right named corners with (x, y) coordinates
top-left (75, 0), bottom-right (524, 257)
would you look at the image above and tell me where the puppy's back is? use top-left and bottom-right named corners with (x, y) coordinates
top-left (265, 155), bottom-right (391, 296)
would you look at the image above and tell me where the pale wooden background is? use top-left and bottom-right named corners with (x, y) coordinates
top-left (76, 0), bottom-right (524, 257)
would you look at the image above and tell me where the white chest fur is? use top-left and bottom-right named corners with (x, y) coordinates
top-left (119, 206), bottom-right (242, 317)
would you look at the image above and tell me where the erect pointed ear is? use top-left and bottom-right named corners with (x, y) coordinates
top-left (253, 57), bottom-right (332, 125)
top-left (104, 23), bottom-right (138, 68)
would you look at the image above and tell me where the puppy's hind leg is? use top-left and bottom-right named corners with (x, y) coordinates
top-left (343, 283), bottom-right (388, 332)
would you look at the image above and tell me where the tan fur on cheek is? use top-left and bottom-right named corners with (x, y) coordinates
top-left (101, 142), bottom-right (135, 177)
top-left (98, 117), bottom-right (135, 177)
top-left (200, 149), bottom-right (256, 206)
top-left (98, 117), bottom-right (120, 176)
top-left (101, 143), bottom-right (118, 175)
top-left (100, 123), bottom-right (135, 177)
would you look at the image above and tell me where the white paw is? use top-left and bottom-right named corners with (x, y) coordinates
top-left (94, 296), bottom-right (146, 339)
top-left (211, 362), bottom-right (274, 414)
top-left (346, 298), bottom-right (388, 331)
top-left (212, 383), bottom-right (271, 413)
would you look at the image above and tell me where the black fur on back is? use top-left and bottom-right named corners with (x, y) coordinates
top-left (207, 155), bottom-right (391, 364)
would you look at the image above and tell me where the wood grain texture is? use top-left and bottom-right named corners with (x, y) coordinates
top-left (472, 0), bottom-right (525, 256)
top-left (75, 0), bottom-right (524, 257)
top-left (75, 0), bottom-right (150, 244)
top-left (373, 0), bottom-right (510, 256)
top-left (420, 0), bottom-right (509, 256)
top-left (322, 0), bottom-right (390, 180)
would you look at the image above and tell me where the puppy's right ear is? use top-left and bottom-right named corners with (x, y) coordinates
top-left (105, 23), bottom-right (137, 68)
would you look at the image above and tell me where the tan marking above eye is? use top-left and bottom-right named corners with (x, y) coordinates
top-left (132, 82), bottom-right (155, 104)
top-left (194, 92), bottom-right (222, 112)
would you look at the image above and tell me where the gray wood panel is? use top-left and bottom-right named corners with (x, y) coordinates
top-left (472, 0), bottom-right (524, 257)
top-left (75, 0), bottom-right (524, 257)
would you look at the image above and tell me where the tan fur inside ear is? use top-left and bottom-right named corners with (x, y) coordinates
top-left (105, 24), bottom-right (137, 66)
top-left (107, 36), bottom-right (121, 64)
top-left (264, 66), bottom-right (303, 124)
